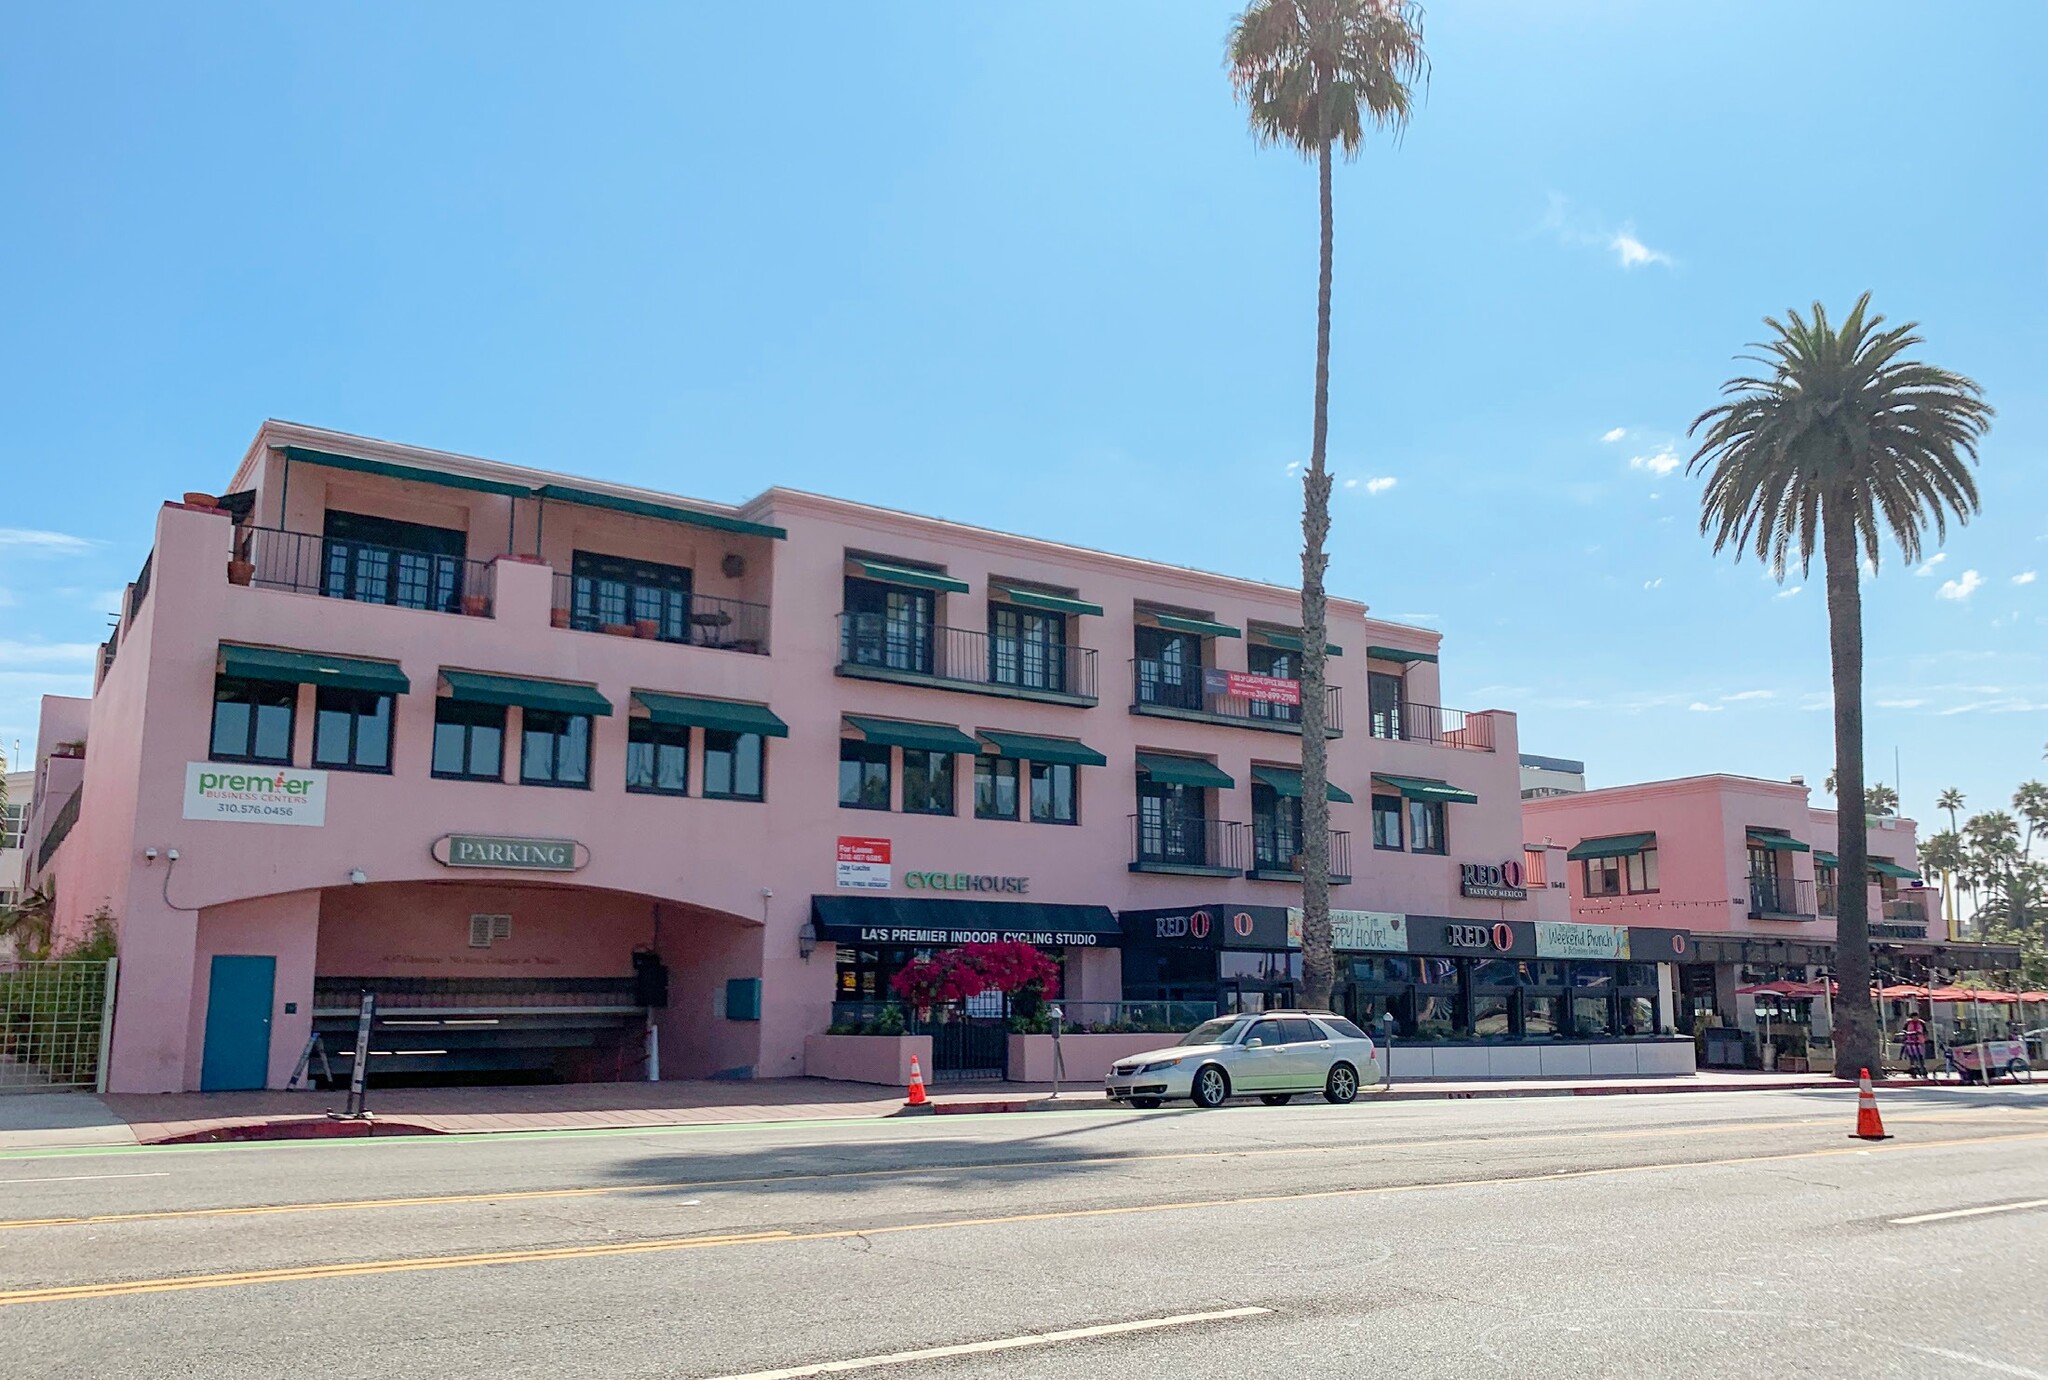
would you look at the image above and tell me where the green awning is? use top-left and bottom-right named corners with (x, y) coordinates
top-left (280, 446), bottom-right (531, 499)
top-left (633, 691), bottom-right (788, 738)
top-left (844, 715), bottom-right (979, 754)
top-left (1869, 859), bottom-right (1922, 880)
top-left (1152, 613), bottom-right (1241, 639)
top-left (1747, 829), bottom-right (1811, 853)
top-left (1250, 765), bottom-right (1353, 803)
top-left (1136, 753), bottom-right (1235, 789)
top-left (1365, 645), bottom-right (1437, 665)
top-left (852, 560), bottom-right (970, 594)
top-left (219, 643), bottom-right (410, 695)
top-left (1814, 850), bottom-right (1839, 868)
top-left (1372, 773), bottom-right (1478, 806)
top-left (535, 482), bottom-right (786, 541)
top-left (1565, 831), bottom-right (1656, 862)
top-left (976, 730), bottom-right (1107, 767)
top-left (1259, 632), bottom-right (1343, 656)
top-left (991, 583), bottom-right (1104, 618)
top-left (442, 669), bottom-right (613, 716)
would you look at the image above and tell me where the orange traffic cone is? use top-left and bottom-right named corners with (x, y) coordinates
top-left (1849, 1067), bottom-right (1891, 1141)
top-left (905, 1055), bottom-right (930, 1108)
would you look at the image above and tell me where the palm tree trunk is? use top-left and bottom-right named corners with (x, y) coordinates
top-left (1823, 506), bottom-right (1878, 1079)
top-left (1297, 110), bottom-right (1335, 1014)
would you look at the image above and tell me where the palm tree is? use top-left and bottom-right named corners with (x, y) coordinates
top-left (1937, 787), bottom-right (1965, 935)
top-left (1228, 0), bottom-right (1426, 1014)
top-left (1689, 294), bottom-right (1993, 1080)
top-left (1823, 771), bottom-right (1898, 817)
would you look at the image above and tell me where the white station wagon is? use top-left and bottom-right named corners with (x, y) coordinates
top-left (1105, 1011), bottom-right (1379, 1109)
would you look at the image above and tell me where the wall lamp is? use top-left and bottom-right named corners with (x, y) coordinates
top-left (797, 920), bottom-right (819, 962)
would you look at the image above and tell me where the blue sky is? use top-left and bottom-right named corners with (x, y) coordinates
top-left (2, 1), bottom-right (2043, 828)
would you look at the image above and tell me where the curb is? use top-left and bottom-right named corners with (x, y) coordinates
top-left (144, 1117), bottom-right (446, 1146)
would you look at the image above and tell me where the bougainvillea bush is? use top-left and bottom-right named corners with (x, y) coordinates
top-left (888, 942), bottom-right (1061, 1016)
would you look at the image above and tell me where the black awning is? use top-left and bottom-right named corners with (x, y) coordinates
top-left (809, 896), bottom-right (1122, 949)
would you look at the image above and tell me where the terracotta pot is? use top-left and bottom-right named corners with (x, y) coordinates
top-left (227, 559), bottom-right (254, 587)
top-left (602, 623), bottom-right (636, 638)
top-left (183, 491), bottom-right (219, 508)
top-left (462, 595), bottom-right (489, 617)
top-left (634, 619), bottom-right (661, 639)
top-left (550, 608), bottom-right (571, 629)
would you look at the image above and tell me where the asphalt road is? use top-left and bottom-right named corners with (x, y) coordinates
top-left (2, 1085), bottom-right (2045, 1379)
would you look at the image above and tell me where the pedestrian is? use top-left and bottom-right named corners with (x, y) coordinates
top-left (1901, 1013), bottom-right (1931, 1079)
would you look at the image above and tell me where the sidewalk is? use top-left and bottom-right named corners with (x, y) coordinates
top-left (0, 1070), bottom-right (1887, 1151)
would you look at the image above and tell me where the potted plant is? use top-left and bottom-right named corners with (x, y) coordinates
top-left (601, 622), bottom-right (636, 638)
top-left (461, 594), bottom-right (489, 618)
top-left (634, 618), bottom-right (661, 639)
top-left (550, 608), bottom-right (571, 629)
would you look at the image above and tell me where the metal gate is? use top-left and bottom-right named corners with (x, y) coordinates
top-left (1, 959), bottom-right (117, 1093)
top-left (923, 1006), bottom-right (1008, 1082)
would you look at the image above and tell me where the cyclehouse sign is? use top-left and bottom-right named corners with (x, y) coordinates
top-left (1458, 858), bottom-right (1529, 901)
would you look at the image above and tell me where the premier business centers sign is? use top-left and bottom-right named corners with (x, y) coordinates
top-left (183, 763), bottom-right (329, 827)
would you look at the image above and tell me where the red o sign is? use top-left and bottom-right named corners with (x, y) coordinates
top-left (1671, 933), bottom-right (1688, 956)
top-left (1501, 859), bottom-right (1524, 888)
top-left (1189, 910), bottom-right (1212, 940)
top-left (1492, 922), bottom-right (1515, 952)
top-left (1232, 911), bottom-right (1255, 937)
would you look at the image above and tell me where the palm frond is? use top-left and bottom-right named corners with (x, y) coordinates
top-left (1227, 0), bottom-right (1427, 160)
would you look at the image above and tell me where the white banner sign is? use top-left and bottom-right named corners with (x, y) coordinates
top-left (182, 762), bottom-right (328, 827)
top-left (1534, 921), bottom-right (1630, 961)
top-left (1325, 909), bottom-right (1410, 953)
top-left (835, 836), bottom-right (892, 891)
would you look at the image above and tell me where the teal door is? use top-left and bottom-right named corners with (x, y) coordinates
top-left (200, 955), bottom-right (275, 1091)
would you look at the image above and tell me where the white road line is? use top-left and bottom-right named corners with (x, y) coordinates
top-left (707, 1306), bottom-right (1274, 1379)
top-left (0, 1173), bottom-right (171, 1186)
top-left (1890, 1198), bottom-right (2048, 1225)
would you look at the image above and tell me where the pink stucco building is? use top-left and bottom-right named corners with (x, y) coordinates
top-left (38, 421), bottom-right (1693, 1093)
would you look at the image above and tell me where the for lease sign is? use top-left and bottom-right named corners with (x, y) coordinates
top-left (836, 836), bottom-right (892, 890)
top-left (182, 762), bottom-right (328, 826)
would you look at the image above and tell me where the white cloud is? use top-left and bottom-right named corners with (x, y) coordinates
top-left (1610, 227), bottom-right (1672, 269)
top-left (0, 527), bottom-right (94, 554)
top-left (1643, 578), bottom-right (1663, 590)
top-left (1284, 461), bottom-right (1301, 475)
top-left (1362, 476), bottom-right (1397, 496)
top-left (1342, 478), bottom-right (1358, 489)
top-left (1394, 612), bottom-right (1440, 625)
top-left (1776, 586), bottom-right (1803, 599)
top-left (1936, 569), bottom-right (1984, 601)
top-left (1601, 428), bottom-right (1627, 443)
top-left (1875, 698), bottom-right (1927, 710)
top-left (2013, 571), bottom-right (2038, 586)
top-left (1539, 195), bottom-right (1675, 272)
top-left (0, 640), bottom-right (99, 666)
top-left (1687, 702), bottom-right (1722, 713)
top-left (1722, 690), bottom-right (1774, 702)
top-left (1913, 554), bottom-right (1947, 577)
top-left (1628, 448), bottom-right (1681, 478)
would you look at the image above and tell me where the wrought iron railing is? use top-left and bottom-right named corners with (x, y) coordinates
top-left (246, 527), bottom-right (495, 617)
top-left (840, 613), bottom-right (1098, 699)
top-left (554, 574), bottom-right (770, 654)
top-left (1749, 874), bottom-right (1817, 919)
top-left (1368, 700), bottom-right (1494, 751)
top-left (1250, 824), bottom-right (1352, 880)
top-left (1129, 815), bottom-right (1249, 871)
top-left (34, 789), bottom-right (80, 873)
top-left (1130, 659), bottom-right (1341, 732)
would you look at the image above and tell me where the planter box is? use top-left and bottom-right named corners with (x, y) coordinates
top-left (803, 1033), bottom-right (931, 1086)
top-left (1006, 1033), bottom-right (1176, 1084)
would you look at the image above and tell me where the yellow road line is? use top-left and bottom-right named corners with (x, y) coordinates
top-left (5, 1128), bottom-right (2042, 1308)
top-left (3, 1106), bottom-right (2036, 1233)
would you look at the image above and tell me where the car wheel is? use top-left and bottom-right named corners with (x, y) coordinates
top-left (1190, 1064), bottom-right (1230, 1108)
top-left (2007, 1059), bottom-right (2028, 1081)
top-left (1259, 1093), bottom-right (1293, 1106)
top-left (1130, 1097), bottom-right (1163, 1109)
top-left (1324, 1062), bottom-right (1359, 1104)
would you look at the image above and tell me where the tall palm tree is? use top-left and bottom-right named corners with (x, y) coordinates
top-left (1689, 294), bottom-right (1993, 1080)
top-left (1228, 0), bottom-right (1425, 1013)
top-left (1937, 787), bottom-right (1966, 937)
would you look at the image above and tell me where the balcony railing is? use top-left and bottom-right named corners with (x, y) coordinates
top-left (1818, 881), bottom-right (1838, 918)
top-left (245, 527), bottom-right (495, 617)
top-left (1749, 874), bottom-right (1817, 920)
top-left (839, 613), bottom-right (1098, 702)
top-left (555, 574), bottom-right (770, 655)
top-left (1250, 825), bottom-right (1352, 883)
top-left (1368, 701), bottom-right (1494, 752)
top-left (1129, 816), bottom-right (1248, 874)
top-left (1130, 659), bottom-right (1341, 734)
top-left (1883, 895), bottom-right (1930, 924)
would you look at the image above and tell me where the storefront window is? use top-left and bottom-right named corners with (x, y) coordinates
top-left (521, 710), bottom-right (591, 787)
top-left (974, 755), bottom-right (1018, 820)
top-left (626, 720), bottom-right (689, 796)
top-left (432, 699), bottom-right (504, 782)
top-left (1573, 994), bottom-right (1614, 1038)
top-left (704, 730), bottom-right (763, 801)
top-left (1472, 991), bottom-right (1513, 1039)
top-left (839, 740), bottom-right (890, 810)
top-left (1523, 993), bottom-right (1564, 1038)
top-left (211, 676), bottom-right (295, 765)
top-left (1413, 988), bottom-right (1464, 1040)
top-left (902, 749), bottom-right (955, 815)
top-left (313, 687), bottom-right (393, 773)
top-left (1372, 795), bottom-right (1403, 850)
top-left (1030, 761), bottom-right (1077, 825)
top-left (1408, 799), bottom-right (1446, 854)
top-left (1621, 995), bottom-right (1657, 1035)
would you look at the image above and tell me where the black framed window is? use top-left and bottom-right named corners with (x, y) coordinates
top-left (1411, 957), bottom-right (1466, 1040)
top-left (703, 730), bottom-right (763, 801)
top-left (1246, 645), bottom-right (1301, 723)
top-left (210, 677), bottom-right (295, 764)
top-left (901, 749), bottom-right (955, 815)
top-left (975, 755), bottom-right (1019, 820)
top-left (570, 550), bottom-right (693, 638)
top-left (521, 710), bottom-right (591, 787)
top-left (1137, 778), bottom-right (1207, 865)
top-left (1584, 856), bottom-right (1624, 896)
top-left (312, 687), bottom-right (393, 773)
top-left (1371, 794), bottom-right (1403, 850)
top-left (1029, 761), bottom-right (1077, 825)
top-left (989, 605), bottom-right (1067, 692)
top-left (840, 740), bottom-right (891, 810)
top-left (626, 720), bottom-right (690, 795)
top-left (1368, 670), bottom-right (1405, 740)
top-left (1521, 960), bottom-right (1567, 1038)
top-left (843, 577), bottom-right (935, 675)
top-left (1134, 627), bottom-right (1202, 710)
top-left (1251, 782), bottom-right (1301, 868)
top-left (321, 510), bottom-right (468, 612)
top-left (1407, 798), bottom-right (1446, 854)
top-left (432, 699), bottom-right (504, 781)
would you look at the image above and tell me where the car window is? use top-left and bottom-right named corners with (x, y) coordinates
top-left (1319, 1016), bottom-right (1372, 1041)
top-left (1278, 1018), bottom-right (1325, 1044)
top-left (1245, 1021), bottom-right (1286, 1047)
